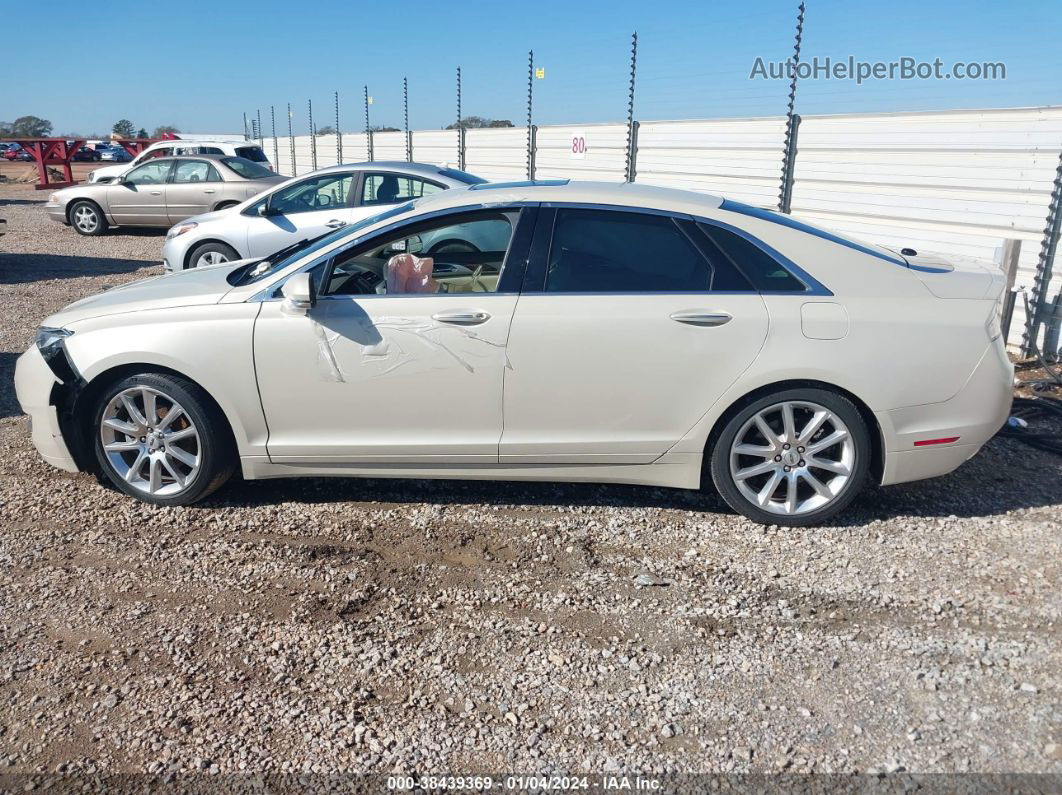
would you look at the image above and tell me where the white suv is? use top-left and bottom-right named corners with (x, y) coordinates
top-left (88, 140), bottom-right (271, 184)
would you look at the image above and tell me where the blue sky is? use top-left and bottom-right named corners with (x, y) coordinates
top-left (3, 0), bottom-right (1059, 136)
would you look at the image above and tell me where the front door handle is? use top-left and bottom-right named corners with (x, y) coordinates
top-left (325, 219), bottom-right (347, 229)
top-left (432, 311), bottom-right (491, 325)
top-left (149, 190), bottom-right (162, 196)
top-left (670, 311), bottom-right (733, 327)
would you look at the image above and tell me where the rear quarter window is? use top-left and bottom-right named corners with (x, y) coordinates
top-left (697, 222), bottom-right (807, 292)
top-left (235, 146), bottom-right (269, 163)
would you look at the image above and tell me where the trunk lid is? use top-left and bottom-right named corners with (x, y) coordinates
top-left (889, 248), bottom-right (1005, 300)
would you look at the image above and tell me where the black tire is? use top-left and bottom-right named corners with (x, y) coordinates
top-left (91, 373), bottom-right (235, 507)
top-left (187, 241), bottom-right (239, 270)
top-left (69, 200), bottom-right (108, 236)
top-left (709, 387), bottom-right (871, 526)
top-left (214, 201), bottom-right (239, 211)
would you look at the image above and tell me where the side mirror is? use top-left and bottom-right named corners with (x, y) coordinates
top-left (257, 200), bottom-right (277, 217)
top-left (281, 272), bottom-right (316, 314)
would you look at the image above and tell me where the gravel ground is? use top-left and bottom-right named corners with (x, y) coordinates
top-left (0, 183), bottom-right (1060, 787)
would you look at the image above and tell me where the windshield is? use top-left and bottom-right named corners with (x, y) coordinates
top-left (236, 202), bottom-right (416, 285)
top-left (222, 156), bottom-right (274, 179)
top-left (438, 167), bottom-right (487, 185)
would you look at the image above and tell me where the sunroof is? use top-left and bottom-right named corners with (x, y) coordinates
top-left (468, 179), bottom-right (569, 190)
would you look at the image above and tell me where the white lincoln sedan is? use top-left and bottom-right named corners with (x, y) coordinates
top-left (15, 181), bottom-right (1012, 525)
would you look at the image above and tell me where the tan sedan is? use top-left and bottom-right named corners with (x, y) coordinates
top-left (45, 154), bottom-right (286, 236)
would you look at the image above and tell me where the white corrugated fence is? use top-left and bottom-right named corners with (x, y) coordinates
top-left (260, 105), bottom-right (1062, 349)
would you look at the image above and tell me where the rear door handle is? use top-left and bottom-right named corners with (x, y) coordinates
top-left (432, 311), bottom-right (491, 325)
top-left (203, 188), bottom-right (216, 194)
top-left (670, 311), bottom-right (733, 327)
top-left (325, 219), bottom-right (347, 229)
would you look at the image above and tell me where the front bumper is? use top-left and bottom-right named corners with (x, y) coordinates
top-left (878, 341), bottom-right (1013, 486)
top-left (44, 202), bottom-right (67, 224)
top-left (14, 346), bottom-right (79, 473)
top-left (162, 232), bottom-right (200, 273)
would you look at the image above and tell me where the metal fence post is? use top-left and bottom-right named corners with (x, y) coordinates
top-left (335, 91), bottom-right (343, 164)
top-left (364, 86), bottom-right (374, 161)
top-left (999, 238), bottom-right (1022, 345)
top-left (1023, 148), bottom-right (1062, 356)
top-left (308, 99), bottom-right (317, 170)
top-left (404, 77), bottom-right (412, 162)
top-left (526, 50), bottom-right (534, 180)
top-left (270, 105), bottom-right (279, 171)
top-left (287, 103), bottom-right (295, 176)
top-left (624, 32), bottom-right (638, 183)
top-left (778, 1), bottom-right (805, 213)
top-left (627, 121), bottom-right (640, 183)
top-left (256, 109), bottom-right (263, 147)
top-left (780, 114), bottom-right (801, 214)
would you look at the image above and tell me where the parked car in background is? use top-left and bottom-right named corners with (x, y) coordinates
top-left (98, 146), bottom-right (132, 162)
top-left (45, 154), bottom-right (285, 235)
top-left (88, 140), bottom-right (271, 183)
top-left (162, 161), bottom-right (486, 271)
top-left (71, 145), bottom-right (102, 162)
top-left (2, 144), bottom-right (34, 162)
top-left (17, 181), bottom-right (1011, 524)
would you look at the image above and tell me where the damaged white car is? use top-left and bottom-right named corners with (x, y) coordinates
top-left (15, 181), bottom-right (1012, 525)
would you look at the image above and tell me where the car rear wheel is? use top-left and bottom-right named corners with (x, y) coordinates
top-left (188, 241), bottom-right (239, 270)
top-left (92, 373), bottom-right (235, 506)
top-left (709, 388), bottom-right (870, 526)
top-left (69, 200), bottom-right (107, 236)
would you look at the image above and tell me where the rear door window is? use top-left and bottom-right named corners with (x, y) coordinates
top-left (544, 209), bottom-right (712, 293)
top-left (172, 160), bottom-right (221, 183)
top-left (360, 173), bottom-right (445, 206)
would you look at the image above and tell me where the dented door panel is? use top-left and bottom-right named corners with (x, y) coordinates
top-left (253, 294), bottom-right (517, 462)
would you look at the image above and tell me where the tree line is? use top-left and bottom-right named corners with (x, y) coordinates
top-left (1, 115), bottom-right (181, 140)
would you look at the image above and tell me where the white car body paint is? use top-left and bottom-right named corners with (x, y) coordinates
top-left (15, 181), bottom-right (1013, 519)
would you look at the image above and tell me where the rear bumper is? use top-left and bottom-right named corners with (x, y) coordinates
top-left (14, 346), bottom-right (79, 473)
top-left (878, 341), bottom-right (1012, 486)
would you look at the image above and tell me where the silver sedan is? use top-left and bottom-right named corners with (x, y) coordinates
top-left (45, 155), bottom-right (286, 236)
top-left (161, 162), bottom-right (487, 271)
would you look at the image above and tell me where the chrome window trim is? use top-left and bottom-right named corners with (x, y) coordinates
top-left (719, 198), bottom-right (908, 268)
top-left (537, 202), bottom-right (832, 297)
top-left (250, 199), bottom-right (833, 302)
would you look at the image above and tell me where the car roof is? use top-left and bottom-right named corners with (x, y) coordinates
top-left (308, 161), bottom-right (461, 179)
top-left (408, 180), bottom-right (725, 214)
top-left (152, 153), bottom-right (243, 162)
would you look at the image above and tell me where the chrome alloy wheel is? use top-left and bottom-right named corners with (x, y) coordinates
top-left (195, 251), bottom-right (229, 268)
top-left (99, 386), bottom-right (201, 496)
top-left (729, 400), bottom-right (855, 516)
top-left (73, 205), bottom-right (99, 233)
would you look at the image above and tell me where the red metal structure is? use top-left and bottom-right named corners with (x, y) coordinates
top-left (1, 138), bottom-right (86, 189)
top-left (0, 133), bottom-right (178, 189)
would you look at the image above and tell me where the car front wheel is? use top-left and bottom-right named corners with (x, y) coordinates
top-left (188, 241), bottom-right (239, 270)
top-left (709, 388), bottom-right (871, 526)
top-left (92, 373), bottom-right (235, 506)
top-left (69, 200), bottom-right (107, 236)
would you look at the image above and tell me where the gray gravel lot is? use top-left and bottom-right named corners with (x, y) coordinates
top-left (0, 183), bottom-right (1060, 784)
